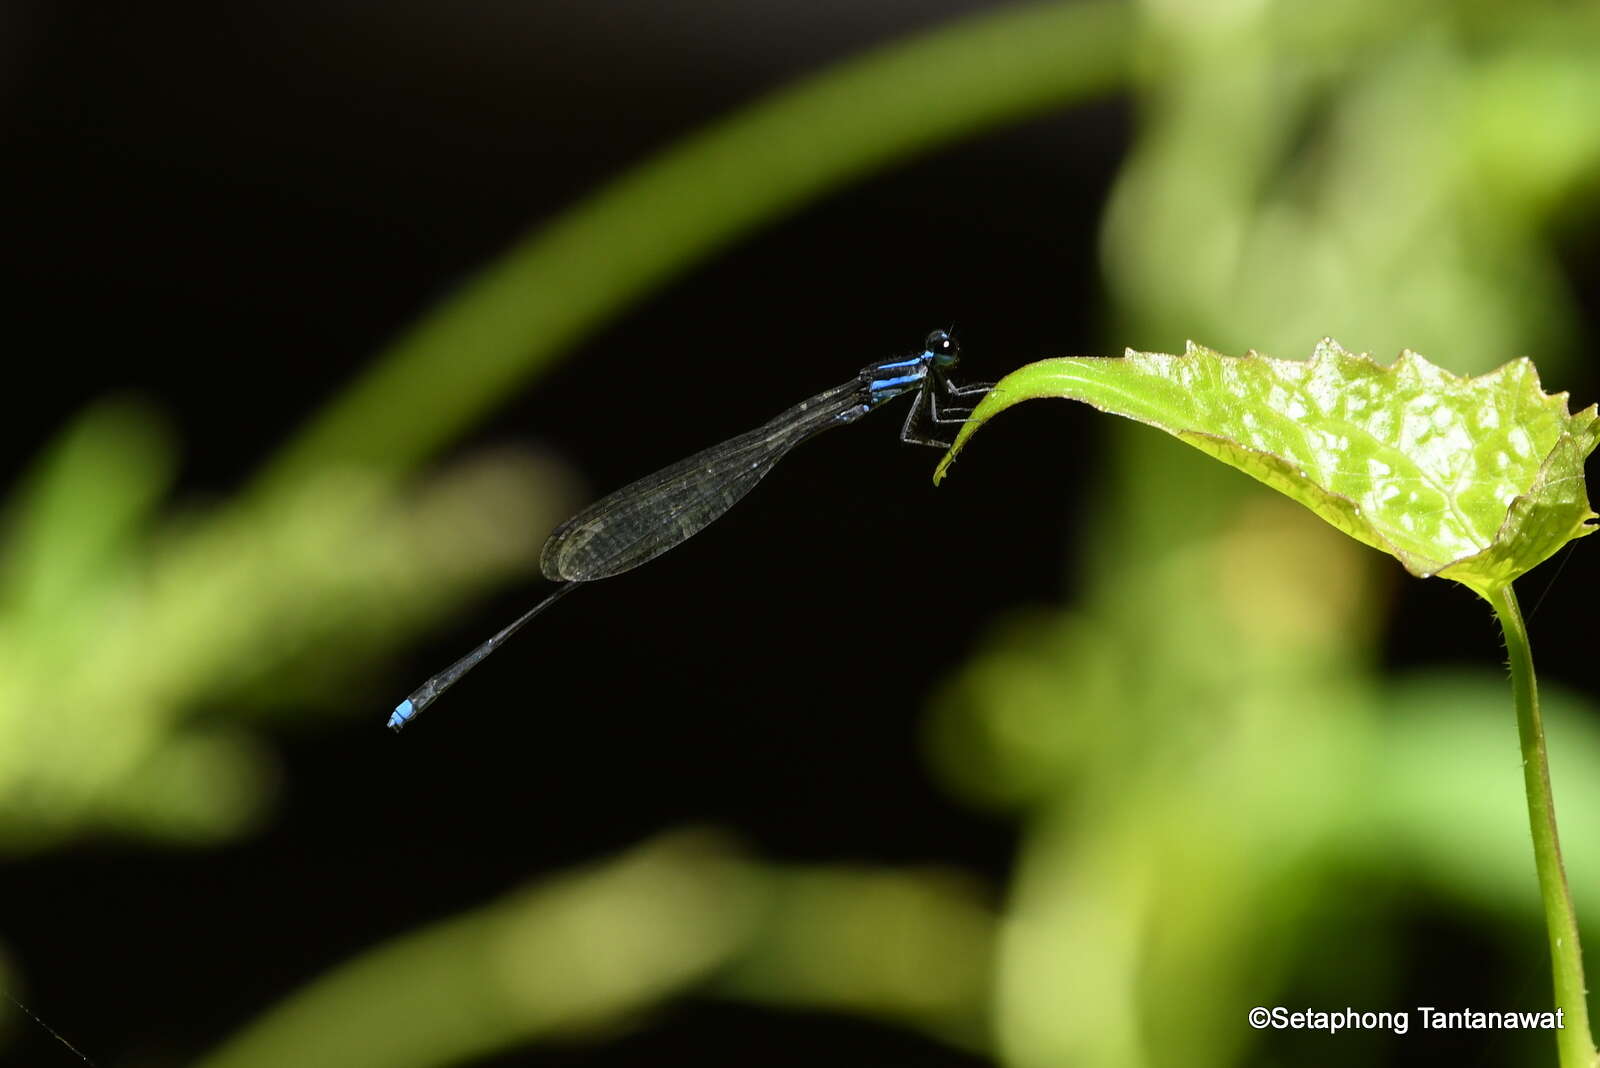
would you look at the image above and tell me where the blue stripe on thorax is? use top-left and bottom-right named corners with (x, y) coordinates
top-left (867, 370), bottom-right (926, 392)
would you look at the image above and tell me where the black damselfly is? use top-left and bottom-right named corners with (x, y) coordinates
top-left (388, 329), bottom-right (989, 729)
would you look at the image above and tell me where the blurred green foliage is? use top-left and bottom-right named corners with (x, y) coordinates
top-left (195, 831), bottom-right (995, 1068)
top-left (7, 0), bottom-right (1600, 1065)
top-left (0, 398), bottom-right (573, 848)
top-left (929, 3), bottom-right (1600, 1065)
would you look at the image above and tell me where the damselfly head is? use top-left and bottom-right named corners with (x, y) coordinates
top-left (925, 328), bottom-right (959, 367)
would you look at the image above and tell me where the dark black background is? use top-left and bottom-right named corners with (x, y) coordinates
top-left (4, 3), bottom-right (1597, 1066)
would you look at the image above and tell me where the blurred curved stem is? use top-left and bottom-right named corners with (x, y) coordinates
top-left (191, 833), bottom-right (764, 1068)
top-left (251, 0), bottom-right (1132, 502)
top-left (191, 832), bottom-right (995, 1068)
top-left (1486, 583), bottom-right (1596, 1067)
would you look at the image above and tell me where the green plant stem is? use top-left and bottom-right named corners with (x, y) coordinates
top-left (1486, 582), bottom-right (1597, 1067)
top-left (250, 0), bottom-right (1132, 505)
top-left (192, 832), bottom-right (764, 1068)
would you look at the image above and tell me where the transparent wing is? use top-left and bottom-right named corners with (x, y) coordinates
top-left (540, 381), bottom-right (864, 582)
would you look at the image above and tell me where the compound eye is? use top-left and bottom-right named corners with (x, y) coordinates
top-left (925, 329), bottom-right (959, 363)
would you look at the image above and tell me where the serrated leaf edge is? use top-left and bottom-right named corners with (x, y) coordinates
top-left (941, 338), bottom-right (1599, 590)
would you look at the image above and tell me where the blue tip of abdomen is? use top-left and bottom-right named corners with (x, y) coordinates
top-left (388, 699), bottom-right (416, 732)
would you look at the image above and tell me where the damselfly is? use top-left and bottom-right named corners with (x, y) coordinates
top-left (389, 329), bottom-right (989, 730)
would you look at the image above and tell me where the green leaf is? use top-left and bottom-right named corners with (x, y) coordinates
top-left (936, 339), bottom-right (1600, 597)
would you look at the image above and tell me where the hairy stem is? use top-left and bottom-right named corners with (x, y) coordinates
top-left (1486, 582), bottom-right (1596, 1067)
